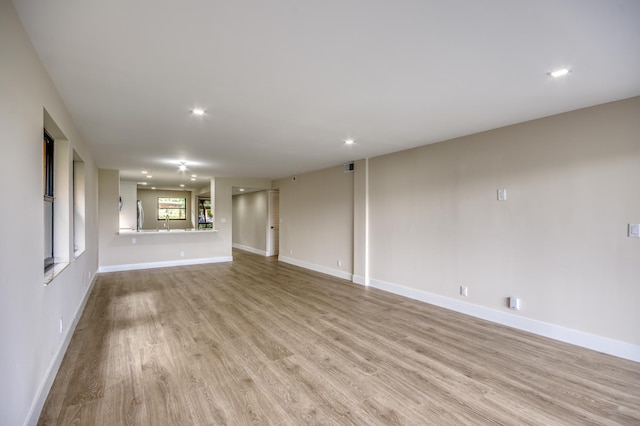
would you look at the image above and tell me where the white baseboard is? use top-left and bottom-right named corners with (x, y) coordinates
top-left (26, 269), bottom-right (98, 426)
top-left (354, 277), bottom-right (640, 363)
top-left (278, 256), bottom-right (353, 281)
top-left (98, 256), bottom-right (233, 273)
top-left (232, 243), bottom-right (267, 256)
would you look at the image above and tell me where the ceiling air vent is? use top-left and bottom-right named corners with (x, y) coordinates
top-left (344, 161), bottom-right (355, 173)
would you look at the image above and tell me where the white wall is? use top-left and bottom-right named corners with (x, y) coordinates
top-left (213, 177), bottom-right (273, 257)
top-left (0, 1), bottom-right (99, 424)
top-left (276, 97), bottom-right (640, 361)
top-left (118, 182), bottom-right (137, 230)
top-left (232, 191), bottom-right (268, 254)
top-left (366, 97), bottom-right (640, 347)
top-left (274, 165), bottom-right (354, 279)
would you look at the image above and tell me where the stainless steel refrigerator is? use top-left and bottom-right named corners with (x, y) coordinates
top-left (136, 200), bottom-right (144, 231)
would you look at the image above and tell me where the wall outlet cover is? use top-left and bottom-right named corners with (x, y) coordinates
top-left (509, 297), bottom-right (520, 310)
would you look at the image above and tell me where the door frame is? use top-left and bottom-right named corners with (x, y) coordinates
top-left (266, 189), bottom-right (279, 257)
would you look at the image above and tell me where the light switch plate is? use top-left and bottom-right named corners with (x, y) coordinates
top-left (497, 189), bottom-right (507, 201)
top-left (629, 224), bottom-right (640, 238)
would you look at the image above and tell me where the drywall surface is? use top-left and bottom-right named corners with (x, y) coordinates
top-left (274, 164), bottom-right (354, 277)
top-left (118, 182), bottom-right (137, 230)
top-left (367, 97), bottom-right (640, 345)
top-left (213, 177), bottom-right (273, 257)
top-left (352, 159), bottom-right (368, 280)
top-left (0, 1), bottom-right (99, 424)
top-left (232, 191), bottom-right (268, 253)
top-left (98, 169), bottom-right (121, 266)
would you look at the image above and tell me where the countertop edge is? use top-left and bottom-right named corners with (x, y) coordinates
top-left (117, 229), bottom-right (219, 235)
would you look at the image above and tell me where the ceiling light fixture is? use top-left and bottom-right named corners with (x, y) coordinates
top-left (547, 67), bottom-right (570, 78)
top-left (141, 170), bottom-right (148, 174)
top-left (140, 182), bottom-right (148, 185)
top-left (180, 184), bottom-right (185, 187)
top-left (239, 188), bottom-right (245, 192)
top-left (178, 162), bottom-right (187, 172)
top-left (344, 138), bottom-right (355, 145)
top-left (146, 175), bottom-right (152, 178)
top-left (191, 174), bottom-right (197, 178)
top-left (191, 108), bottom-right (206, 116)
top-left (151, 187), bottom-right (156, 190)
top-left (190, 178), bottom-right (196, 181)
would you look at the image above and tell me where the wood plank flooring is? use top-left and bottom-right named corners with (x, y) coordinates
top-left (38, 250), bottom-right (640, 425)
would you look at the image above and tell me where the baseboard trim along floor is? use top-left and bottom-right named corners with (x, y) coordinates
top-left (98, 256), bottom-right (233, 273)
top-left (279, 256), bottom-right (353, 281)
top-left (352, 274), bottom-right (640, 363)
top-left (232, 243), bottom-right (267, 256)
top-left (27, 270), bottom-right (98, 426)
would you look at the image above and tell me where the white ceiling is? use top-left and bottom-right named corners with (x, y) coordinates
top-left (13, 0), bottom-right (640, 189)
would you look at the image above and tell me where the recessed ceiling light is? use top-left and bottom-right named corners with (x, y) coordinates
top-left (190, 178), bottom-right (196, 181)
top-left (180, 184), bottom-right (185, 187)
top-left (179, 162), bottom-right (187, 172)
top-left (191, 108), bottom-right (205, 116)
top-left (146, 175), bottom-right (152, 178)
top-left (140, 182), bottom-right (148, 185)
top-left (151, 187), bottom-right (156, 190)
top-left (239, 188), bottom-right (245, 192)
top-left (344, 138), bottom-right (355, 145)
top-left (191, 174), bottom-right (197, 178)
top-left (141, 170), bottom-right (148, 174)
top-left (547, 68), bottom-right (570, 78)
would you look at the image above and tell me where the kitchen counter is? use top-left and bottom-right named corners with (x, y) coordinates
top-left (117, 228), bottom-right (218, 235)
top-left (101, 227), bottom-right (229, 272)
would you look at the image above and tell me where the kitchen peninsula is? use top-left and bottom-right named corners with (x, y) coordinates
top-left (100, 227), bottom-right (228, 272)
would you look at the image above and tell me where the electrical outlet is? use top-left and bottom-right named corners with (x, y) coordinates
top-left (337, 260), bottom-right (342, 268)
top-left (460, 286), bottom-right (468, 297)
top-left (509, 297), bottom-right (520, 310)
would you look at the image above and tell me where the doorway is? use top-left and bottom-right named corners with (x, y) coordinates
top-left (267, 190), bottom-right (280, 256)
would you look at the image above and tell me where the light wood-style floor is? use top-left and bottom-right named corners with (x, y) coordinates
top-left (39, 250), bottom-right (640, 425)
